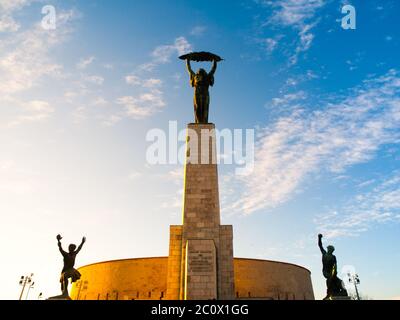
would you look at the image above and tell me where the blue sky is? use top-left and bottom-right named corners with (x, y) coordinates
top-left (0, 0), bottom-right (399, 300)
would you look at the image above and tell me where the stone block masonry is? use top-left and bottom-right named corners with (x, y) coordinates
top-left (166, 123), bottom-right (235, 300)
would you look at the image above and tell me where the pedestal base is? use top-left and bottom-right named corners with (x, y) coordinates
top-left (330, 296), bottom-right (352, 300)
top-left (47, 294), bottom-right (72, 300)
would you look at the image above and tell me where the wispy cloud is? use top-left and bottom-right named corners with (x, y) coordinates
top-left (190, 26), bottom-right (206, 36)
top-left (125, 75), bottom-right (162, 88)
top-left (111, 37), bottom-right (190, 122)
top-left (83, 74), bottom-right (104, 85)
top-left (7, 99), bottom-right (54, 127)
top-left (226, 70), bottom-right (400, 215)
top-left (315, 172), bottom-right (400, 239)
top-left (263, 37), bottom-right (279, 54)
top-left (77, 56), bottom-right (95, 69)
top-left (0, 9), bottom-right (77, 95)
top-left (266, 0), bottom-right (325, 28)
top-left (0, 0), bottom-right (33, 32)
top-left (137, 36), bottom-right (192, 72)
top-left (151, 36), bottom-right (192, 64)
top-left (271, 91), bottom-right (307, 107)
top-left (259, 0), bottom-right (328, 65)
top-left (116, 89), bottom-right (166, 119)
top-left (98, 114), bottom-right (122, 127)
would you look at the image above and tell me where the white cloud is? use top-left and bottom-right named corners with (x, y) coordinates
top-left (143, 78), bottom-right (162, 88)
top-left (0, 0), bottom-right (32, 12)
top-left (23, 100), bottom-right (53, 113)
top-left (125, 75), bottom-right (162, 88)
top-left (226, 70), bottom-right (400, 215)
top-left (138, 62), bottom-right (157, 72)
top-left (77, 56), bottom-right (95, 69)
top-left (83, 75), bottom-right (104, 85)
top-left (265, 38), bottom-right (278, 54)
top-left (120, 37), bottom-right (189, 123)
top-left (99, 114), bottom-right (122, 127)
top-left (266, 0), bottom-right (325, 27)
top-left (0, 14), bottom-right (20, 32)
top-left (271, 91), bottom-right (307, 107)
top-left (120, 73), bottom-right (165, 120)
top-left (356, 179), bottom-right (375, 188)
top-left (315, 172), bottom-right (400, 239)
top-left (7, 99), bottom-right (54, 127)
top-left (151, 36), bottom-right (192, 64)
top-left (261, 0), bottom-right (327, 65)
top-left (116, 89), bottom-right (166, 119)
top-left (284, 71), bottom-right (319, 87)
top-left (190, 26), bottom-right (206, 36)
top-left (125, 75), bottom-right (142, 86)
top-left (0, 9), bottom-right (77, 95)
top-left (91, 97), bottom-right (108, 107)
top-left (0, 0), bottom-right (33, 32)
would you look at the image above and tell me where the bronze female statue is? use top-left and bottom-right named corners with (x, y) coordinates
top-left (180, 52), bottom-right (222, 124)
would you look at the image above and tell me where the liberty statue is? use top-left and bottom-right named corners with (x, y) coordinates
top-left (180, 52), bottom-right (223, 124)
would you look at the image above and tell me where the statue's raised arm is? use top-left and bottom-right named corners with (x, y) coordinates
top-left (57, 234), bottom-right (66, 256)
top-left (318, 234), bottom-right (326, 255)
top-left (186, 59), bottom-right (195, 77)
top-left (209, 60), bottom-right (217, 77)
top-left (75, 236), bottom-right (86, 254)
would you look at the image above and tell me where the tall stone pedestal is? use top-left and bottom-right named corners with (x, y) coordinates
top-left (166, 123), bottom-right (235, 300)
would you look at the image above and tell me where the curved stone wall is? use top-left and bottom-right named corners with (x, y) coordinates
top-left (70, 257), bottom-right (314, 300)
top-left (234, 258), bottom-right (314, 300)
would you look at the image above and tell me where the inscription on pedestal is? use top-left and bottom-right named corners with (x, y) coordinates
top-left (189, 250), bottom-right (213, 273)
top-left (185, 240), bottom-right (217, 300)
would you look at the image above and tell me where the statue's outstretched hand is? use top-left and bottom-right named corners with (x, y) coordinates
top-left (57, 234), bottom-right (62, 241)
top-left (82, 237), bottom-right (86, 244)
top-left (318, 234), bottom-right (323, 239)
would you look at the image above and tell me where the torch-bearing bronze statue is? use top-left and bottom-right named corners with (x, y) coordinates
top-left (179, 52), bottom-right (223, 124)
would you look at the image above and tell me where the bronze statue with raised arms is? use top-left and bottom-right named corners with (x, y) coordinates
top-left (179, 52), bottom-right (223, 124)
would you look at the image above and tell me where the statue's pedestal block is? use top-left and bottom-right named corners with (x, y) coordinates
top-left (166, 123), bottom-right (235, 300)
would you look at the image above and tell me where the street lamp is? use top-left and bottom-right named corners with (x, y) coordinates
top-left (348, 273), bottom-right (360, 300)
top-left (18, 273), bottom-right (34, 300)
top-left (26, 281), bottom-right (35, 300)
